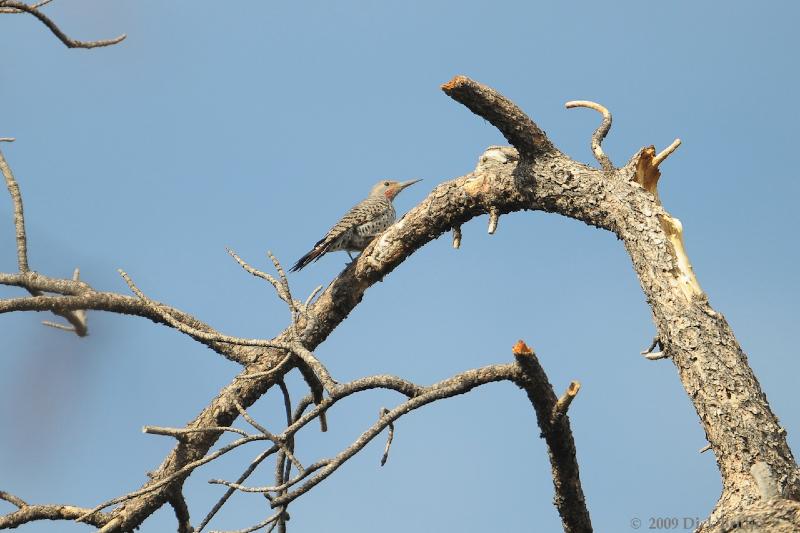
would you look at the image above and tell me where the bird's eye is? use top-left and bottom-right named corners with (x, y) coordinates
top-left (383, 181), bottom-right (390, 186)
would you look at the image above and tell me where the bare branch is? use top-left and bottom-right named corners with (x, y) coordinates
top-left (487, 206), bottom-right (499, 234)
top-left (197, 448), bottom-right (275, 532)
top-left (551, 381), bottom-right (581, 424)
top-left (452, 225), bottom-right (462, 249)
top-left (0, 490), bottom-right (27, 508)
top-left (271, 364), bottom-right (520, 507)
top-left (441, 75), bottom-right (555, 158)
top-left (76, 438), bottom-right (279, 522)
top-left (1, 149), bottom-right (89, 335)
top-left (227, 248), bottom-right (290, 305)
top-left (0, 500), bottom-right (113, 529)
top-left (565, 100), bottom-right (614, 171)
top-left (143, 425), bottom-right (250, 438)
top-left (511, 340), bottom-right (591, 533)
top-left (41, 320), bottom-right (76, 332)
top-left (379, 407), bottom-right (394, 466)
top-left (208, 509), bottom-right (285, 533)
top-left (118, 268), bottom-right (296, 353)
top-left (233, 400), bottom-right (305, 474)
top-left (640, 336), bottom-right (668, 360)
top-left (652, 138), bottom-right (682, 167)
top-left (0, 0), bottom-right (53, 12)
top-left (0, 1), bottom-right (125, 48)
top-left (168, 491), bottom-right (193, 533)
top-left (0, 146), bottom-right (30, 272)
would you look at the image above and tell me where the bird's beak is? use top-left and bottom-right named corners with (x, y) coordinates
top-left (397, 178), bottom-right (422, 191)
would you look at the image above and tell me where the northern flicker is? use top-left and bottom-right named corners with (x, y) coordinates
top-left (290, 179), bottom-right (421, 272)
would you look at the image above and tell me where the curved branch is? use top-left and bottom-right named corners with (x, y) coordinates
top-left (565, 100), bottom-right (614, 171)
top-left (0, 1), bottom-right (126, 48)
top-left (0, 0), bottom-right (53, 13)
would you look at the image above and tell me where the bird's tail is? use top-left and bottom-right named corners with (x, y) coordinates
top-left (289, 241), bottom-right (326, 272)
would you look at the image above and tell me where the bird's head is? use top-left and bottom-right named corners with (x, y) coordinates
top-left (370, 179), bottom-right (422, 201)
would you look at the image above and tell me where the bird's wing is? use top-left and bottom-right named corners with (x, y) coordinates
top-left (290, 199), bottom-right (384, 272)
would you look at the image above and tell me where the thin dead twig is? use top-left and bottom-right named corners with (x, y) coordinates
top-left (379, 407), bottom-right (394, 466)
top-left (0, 1), bottom-right (125, 48)
top-left (565, 100), bottom-right (614, 172)
top-left (0, 146), bottom-right (30, 272)
top-left (197, 448), bottom-right (275, 532)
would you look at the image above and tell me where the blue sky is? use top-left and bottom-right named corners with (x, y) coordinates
top-left (1, 1), bottom-right (799, 531)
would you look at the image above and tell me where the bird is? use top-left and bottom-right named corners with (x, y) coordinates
top-left (290, 179), bottom-right (422, 272)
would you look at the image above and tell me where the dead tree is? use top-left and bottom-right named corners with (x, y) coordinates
top-left (0, 28), bottom-right (798, 528)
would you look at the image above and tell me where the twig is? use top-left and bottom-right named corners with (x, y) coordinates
top-left (0, 491), bottom-right (27, 508)
top-left (487, 207), bottom-right (499, 235)
top-left (0, 137), bottom-right (15, 142)
top-left (233, 400), bottom-right (305, 474)
top-left (551, 381), bottom-right (581, 424)
top-left (1, 150), bottom-right (89, 335)
top-left (699, 443), bottom-right (712, 454)
top-left (226, 248), bottom-right (289, 304)
top-left (379, 408), bottom-right (394, 466)
top-left (208, 509), bottom-right (285, 533)
top-left (274, 380), bottom-right (295, 502)
top-left (652, 138), bottom-right (682, 167)
top-left (237, 354), bottom-right (293, 380)
top-left (0, 0), bottom-right (53, 13)
top-left (0, 146), bottom-right (30, 272)
top-left (452, 225), bottom-right (462, 249)
top-left (271, 363), bottom-right (519, 507)
top-left (565, 100), bottom-right (614, 172)
top-left (41, 320), bottom-right (76, 332)
top-left (303, 285), bottom-right (323, 308)
top-left (0, 1), bottom-right (126, 48)
top-left (641, 336), bottom-right (667, 360)
top-left (143, 425), bottom-right (250, 438)
top-left (197, 448), bottom-right (275, 532)
top-left (210, 462), bottom-right (327, 494)
top-left (118, 268), bottom-right (296, 352)
top-left (76, 437), bottom-right (279, 522)
top-left (119, 267), bottom-right (336, 401)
